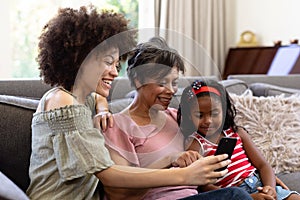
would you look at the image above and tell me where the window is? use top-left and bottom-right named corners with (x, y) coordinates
top-left (1, 0), bottom-right (138, 79)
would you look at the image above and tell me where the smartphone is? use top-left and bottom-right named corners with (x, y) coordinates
top-left (214, 137), bottom-right (237, 171)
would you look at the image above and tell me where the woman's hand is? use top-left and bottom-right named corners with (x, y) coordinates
top-left (94, 94), bottom-right (113, 131)
top-left (172, 150), bottom-right (202, 168)
top-left (182, 154), bottom-right (231, 186)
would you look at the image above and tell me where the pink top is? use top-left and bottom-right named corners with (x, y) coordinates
top-left (190, 128), bottom-right (256, 187)
top-left (103, 108), bottom-right (197, 199)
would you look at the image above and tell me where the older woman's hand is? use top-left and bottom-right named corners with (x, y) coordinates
top-left (183, 154), bottom-right (231, 186)
top-left (172, 150), bottom-right (202, 168)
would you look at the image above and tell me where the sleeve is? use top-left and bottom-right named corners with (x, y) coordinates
top-left (50, 106), bottom-right (114, 182)
top-left (85, 92), bottom-right (97, 116)
top-left (188, 133), bottom-right (205, 156)
top-left (166, 107), bottom-right (178, 121)
top-left (103, 117), bottom-right (140, 166)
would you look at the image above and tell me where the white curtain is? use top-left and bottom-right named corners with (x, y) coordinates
top-left (139, 0), bottom-right (226, 78)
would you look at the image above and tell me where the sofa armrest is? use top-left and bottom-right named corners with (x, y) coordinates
top-left (219, 79), bottom-right (249, 95)
top-left (227, 74), bottom-right (300, 89)
top-left (0, 172), bottom-right (29, 200)
top-left (249, 83), bottom-right (300, 97)
top-left (0, 95), bottom-right (38, 192)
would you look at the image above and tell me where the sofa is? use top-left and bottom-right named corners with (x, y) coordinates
top-left (0, 74), bottom-right (299, 198)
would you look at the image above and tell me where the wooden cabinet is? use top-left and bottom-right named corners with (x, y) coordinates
top-left (222, 46), bottom-right (300, 79)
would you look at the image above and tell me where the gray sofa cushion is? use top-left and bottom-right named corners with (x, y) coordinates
top-left (277, 172), bottom-right (300, 193)
top-left (0, 95), bottom-right (39, 192)
top-left (227, 74), bottom-right (300, 89)
top-left (108, 76), bottom-right (219, 101)
top-left (0, 79), bottom-right (51, 98)
top-left (250, 83), bottom-right (300, 97)
top-left (109, 98), bottom-right (133, 114)
top-left (219, 79), bottom-right (249, 95)
top-left (108, 77), bottom-right (134, 101)
top-left (0, 95), bottom-right (39, 109)
top-left (109, 94), bottom-right (182, 114)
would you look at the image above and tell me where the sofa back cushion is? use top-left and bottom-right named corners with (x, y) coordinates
top-left (219, 79), bottom-right (249, 95)
top-left (0, 95), bottom-right (39, 192)
top-left (0, 79), bottom-right (51, 98)
top-left (227, 74), bottom-right (300, 90)
top-left (108, 76), bottom-right (219, 101)
top-left (249, 83), bottom-right (300, 97)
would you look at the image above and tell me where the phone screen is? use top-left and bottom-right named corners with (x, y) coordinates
top-left (214, 137), bottom-right (237, 171)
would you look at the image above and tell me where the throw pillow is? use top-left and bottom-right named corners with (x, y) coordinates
top-left (230, 93), bottom-right (300, 174)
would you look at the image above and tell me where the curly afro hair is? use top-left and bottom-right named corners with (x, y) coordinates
top-left (37, 5), bottom-right (137, 90)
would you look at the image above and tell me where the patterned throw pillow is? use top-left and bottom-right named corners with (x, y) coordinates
top-left (230, 93), bottom-right (300, 174)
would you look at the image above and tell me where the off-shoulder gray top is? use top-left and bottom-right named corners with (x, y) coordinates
top-left (26, 87), bottom-right (114, 200)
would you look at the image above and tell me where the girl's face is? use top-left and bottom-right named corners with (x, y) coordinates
top-left (137, 66), bottom-right (179, 110)
top-left (190, 95), bottom-right (223, 137)
top-left (95, 47), bottom-right (119, 97)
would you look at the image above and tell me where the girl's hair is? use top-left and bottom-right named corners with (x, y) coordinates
top-left (126, 36), bottom-right (185, 88)
top-left (177, 79), bottom-right (237, 138)
top-left (37, 5), bottom-right (136, 90)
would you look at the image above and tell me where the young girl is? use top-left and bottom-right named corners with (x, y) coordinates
top-left (177, 79), bottom-right (300, 200)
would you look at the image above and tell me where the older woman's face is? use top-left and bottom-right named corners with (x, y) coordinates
top-left (137, 66), bottom-right (179, 110)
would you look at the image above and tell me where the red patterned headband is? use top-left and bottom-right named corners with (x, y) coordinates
top-left (192, 86), bottom-right (221, 96)
top-left (187, 80), bottom-right (221, 100)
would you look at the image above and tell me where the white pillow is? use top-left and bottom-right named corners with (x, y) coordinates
top-left (230, 93), bottom-right (300, 174)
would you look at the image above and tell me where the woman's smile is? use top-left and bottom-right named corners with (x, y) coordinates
top-left (101, 78), bottom-right (113, 90)
top-left (157, 96), bottom-right (172, 106)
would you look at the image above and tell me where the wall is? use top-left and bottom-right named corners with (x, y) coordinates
top-left (226, 0), bottom-right (300, 49)
top-left (0, 1), bottom-right (13, 78)
top-left (2, 0), bottom-right (300, 78)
